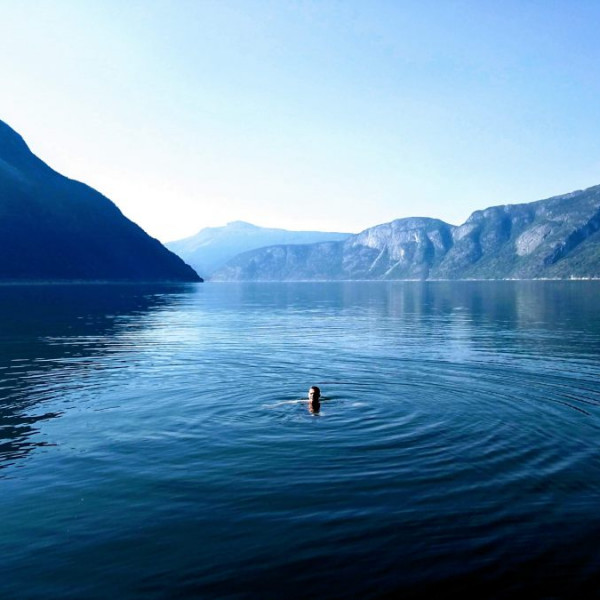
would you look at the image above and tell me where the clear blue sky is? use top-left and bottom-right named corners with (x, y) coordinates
top-left (1, 0), bottom-right (599, 242)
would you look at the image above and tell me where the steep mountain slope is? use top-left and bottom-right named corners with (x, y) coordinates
top-left (166, 220), bottom-right (350, 278)
top-left (0, 120), bottom-right (201, 282)
top-left (438, 188), bottom-right (600, 279)
top-left (212, 186), bottom-right (600, 281)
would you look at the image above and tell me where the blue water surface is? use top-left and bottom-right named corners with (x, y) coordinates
top-left (1, 281), bottom-right (600, 599)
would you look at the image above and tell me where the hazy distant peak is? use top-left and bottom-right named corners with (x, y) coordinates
top-left (226, 220), bottom-right (260, 229)
top-left (166, 221), bottom-right (352, 277)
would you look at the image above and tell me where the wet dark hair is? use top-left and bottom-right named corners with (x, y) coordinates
top-left (309, 386), bottom-right (321, 398)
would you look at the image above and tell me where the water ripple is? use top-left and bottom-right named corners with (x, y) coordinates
top-left (1, 282), bottom-right (600, 599)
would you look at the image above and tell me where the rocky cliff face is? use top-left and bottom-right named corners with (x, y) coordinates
top-left (212, 186), bottom-right (600, 280)
top-left (344, 218), bottom-right (454, 279)
top-left (0, 120), bottom-right (201, 282)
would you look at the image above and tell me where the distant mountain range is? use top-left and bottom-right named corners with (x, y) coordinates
top-left (0, 120), bottom-right (200, 282)
top-left (210, 185), bottom-right (600, 280)
top-left (3, 118), bottom-right (599, 282)
top-left (166, 221), bottom-right (350, 278)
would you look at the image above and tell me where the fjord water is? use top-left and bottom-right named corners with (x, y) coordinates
top-left (1, 282), bottom-right (600, 599)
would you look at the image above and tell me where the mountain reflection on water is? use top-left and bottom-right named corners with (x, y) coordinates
top-left (0, 284), bottom-right (195, 469)
top-left (1, 281), bottom-right (600, 599)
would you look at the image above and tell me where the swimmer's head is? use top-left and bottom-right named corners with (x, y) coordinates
top-left (308, 386), bottom-right (321, 403)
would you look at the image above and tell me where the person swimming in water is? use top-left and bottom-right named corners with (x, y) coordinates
top-left (308, 386), bottom-right (321, 413)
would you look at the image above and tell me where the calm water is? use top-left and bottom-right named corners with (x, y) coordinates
top-left (1, 281), bottom-right (600, 599)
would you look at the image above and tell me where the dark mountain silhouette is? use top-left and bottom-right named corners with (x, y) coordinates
top-left (0, 120), bottom-right (201, 282)
top-left (212, 185), bottom-right (600, 281)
